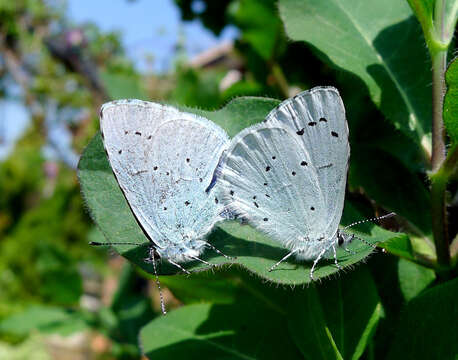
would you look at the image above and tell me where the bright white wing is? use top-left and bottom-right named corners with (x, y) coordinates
top-left (266, 87), bottom-right (349, 239)
top-left (100, 100), bottom-right (229, 249)
top-left (219, 123), bottom-right (327, 250)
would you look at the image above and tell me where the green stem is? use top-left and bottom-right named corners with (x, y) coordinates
top-left (428, 0), bottom-right (453, 277)
top-left (430, 0), bottom-right (448, 170)
top-left (431, 49), bottom-right (447, 170)
top-left (431, 174), bottom-right (450, 273)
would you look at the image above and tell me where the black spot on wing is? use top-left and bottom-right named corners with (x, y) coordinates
top-left (296, 128), bottom-right (304, 135)
top-left (308, 122), bottom-right (317, 126)
top-left (265, 166), bottom-right (271, 172)
top-left (118, 149), bottom-right (122, 154)
top-left (254, 202), bottom-right (259, 208)
top-left (185, 201), bottom-right (190, 206)
top-left (319, 117), bottom-right (327, 122)
top-left (135, 131), bottom-right (142, 136)
top-left (301, 161), bottom-right (307, 166)
top-left (331, 131), bottom-right (339, 137)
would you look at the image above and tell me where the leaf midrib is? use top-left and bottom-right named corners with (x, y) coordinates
top-left (332, 0), bottom-right (425, 141)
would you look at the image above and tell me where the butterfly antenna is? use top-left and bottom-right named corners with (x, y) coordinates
top-left (350, 233), bottom-right (387, 253)
top-left (151, 253), bottom-right (167, 315)
top-left (206, 242), bottom-right (235, 260)
top-left (343, 212), bottom-right (396, 230)
top-left (89, 241), bottom-right (141, 246)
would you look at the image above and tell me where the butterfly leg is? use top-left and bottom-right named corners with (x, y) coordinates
top-left (168, 259), bottom-right (191, 275)
top-left (310, 247), bottom-right (328, 280)
top-left (206, 242), bottom-right (235, 260)
top-left (151, 254), bottom-right (167, 315)
top-left (332, 243), bottom-right (342, 270)
top-left (268, 249), bottom-right (299, 272)
top-left (188, 255), bottom-right (215, 267)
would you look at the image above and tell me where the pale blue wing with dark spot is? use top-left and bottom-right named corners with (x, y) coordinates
top-left (265, 87), bottom-right (349, 239)
top-left (100, 100), bottom-right (229, 253)
top-left (219, 123), bottom-right (328, 252)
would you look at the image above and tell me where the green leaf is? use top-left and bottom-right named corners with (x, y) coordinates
top-left (279, 0), bottom-right (432, 155)
top-left (139, 301), bottom-right (302, 360)
top-left (397, 258), bottom-right (435, 301)
top-left (288, 268), bottom-right (382, 360)
top-left (78, 97), bottom-right (405, 285)
top-left (0, 306), bottom-right (88, 337)
top-left (187, 96), bottom-right (280, 137)
top-left (444, 56), bottom-right (458, 144)
top-left (349, 148), bottom-right (432, 238)
top-left (406, 0), bottom-right (435, 47)
top-left (159, 272), bottom-right (240, 305)
top-left (387, 278), bottom-right (458, 359)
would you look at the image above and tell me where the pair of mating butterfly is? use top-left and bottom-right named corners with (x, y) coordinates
top-left (96, 86), bottom-right (392, 312)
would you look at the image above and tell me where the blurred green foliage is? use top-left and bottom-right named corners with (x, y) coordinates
top-left (0, 0), bottom-right (457, 359)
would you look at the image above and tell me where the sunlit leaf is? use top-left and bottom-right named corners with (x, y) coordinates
top-left (279, 0), bottom-right (432, 155)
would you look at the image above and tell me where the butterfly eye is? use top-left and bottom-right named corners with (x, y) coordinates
top-left (338, 234), bottom-right (344, 246)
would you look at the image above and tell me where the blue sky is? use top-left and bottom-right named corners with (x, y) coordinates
top-left (67, 0), bottom-right (238, 72)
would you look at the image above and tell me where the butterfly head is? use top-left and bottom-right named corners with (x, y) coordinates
top-left (336, 229), bottom-right (354, 247)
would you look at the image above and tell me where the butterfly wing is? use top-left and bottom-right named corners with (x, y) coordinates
top-left (219, 123), bottom-right (328, 252)
top-left (266, 87), bottom-right (349, 239)
top-left (100, 100), bottom-right (229, 251)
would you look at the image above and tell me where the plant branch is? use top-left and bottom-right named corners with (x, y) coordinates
top-left (428, 0), bottom-right (454, 277)
top-left (431, 50), bottom-right (447, 170)
top-left (430, 173), bottom-right (450, 271)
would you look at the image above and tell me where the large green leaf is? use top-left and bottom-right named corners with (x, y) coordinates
top-left (349, 148), bottom-right (432, 238)
top-left (387, 278), bottom-right (458, 359)
top-left (139, 300), bottom-right (302, 360)
top-left (279, 0), bottom-right (432, 155)
top-left (78, 97), bottom-right (405, 285)
top-left (444, 57), bottom-right (458, 144)
top-left (159, 272), bottom-right (240, 305)
top-left (288, 268), bottom-right (382, 360)
top-left (397, 258), bottom-right (435, 302)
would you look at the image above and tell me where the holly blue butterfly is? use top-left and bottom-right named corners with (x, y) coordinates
top-left (96, 100), bottom-right (232, 311)
top-left (217, 87), bottom-right (391, 279)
